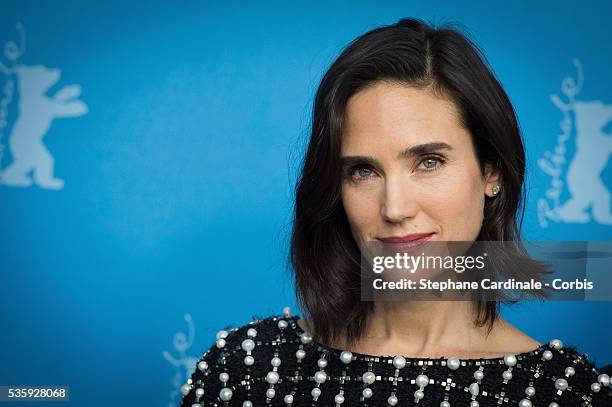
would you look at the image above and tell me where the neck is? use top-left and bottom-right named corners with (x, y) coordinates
top-left (355, 300), bottom-right (501, 358)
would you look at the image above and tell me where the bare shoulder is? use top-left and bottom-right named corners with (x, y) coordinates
top-left (489, 317), bottom-right (543, 354)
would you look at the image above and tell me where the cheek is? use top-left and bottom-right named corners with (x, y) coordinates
top-left (423, 169), bottom-right (485, 240)
top-left (341, 183), bottom-right (379, 239)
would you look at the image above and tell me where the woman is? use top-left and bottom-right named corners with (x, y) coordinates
top-left (180, 18), bottom-right (611, 406)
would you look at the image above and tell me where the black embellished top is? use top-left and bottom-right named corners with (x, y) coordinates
top-left (179, 309), bottom-right (611, 407)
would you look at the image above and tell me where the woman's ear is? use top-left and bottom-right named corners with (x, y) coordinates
top-left (484, 164), bottom-right (502, 197)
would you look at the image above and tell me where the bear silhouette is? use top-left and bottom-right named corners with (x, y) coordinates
top-left (558, 100), bottom-right (612, 224)
top-left (0, 64), bottom-right (87, 189)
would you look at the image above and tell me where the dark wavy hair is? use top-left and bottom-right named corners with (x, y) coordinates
top-left (289, 17), bottom-right (548, 349)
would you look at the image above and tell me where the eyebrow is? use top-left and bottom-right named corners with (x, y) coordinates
top-left (339, 142), bottom-right (454, 167)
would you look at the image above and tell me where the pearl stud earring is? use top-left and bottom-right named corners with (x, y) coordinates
top-left (492, 184), bottom-right (501, 196)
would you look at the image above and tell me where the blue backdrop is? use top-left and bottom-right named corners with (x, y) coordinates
top-left (1, 1), bottom-right (611, 406)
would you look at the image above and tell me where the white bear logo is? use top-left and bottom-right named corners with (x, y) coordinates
top-left (558, 100), bottom-right (612, 224)
top-left (0, 24), bottom-right (87, 190)
top-left (538, 59), bottom-right (612, 227)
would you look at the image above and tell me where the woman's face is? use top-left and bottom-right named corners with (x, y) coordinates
top-left (340, 82), bottom-right (500, 246)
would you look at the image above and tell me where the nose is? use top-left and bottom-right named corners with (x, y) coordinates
top-left (380, 176), bottom-right (419, 223)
